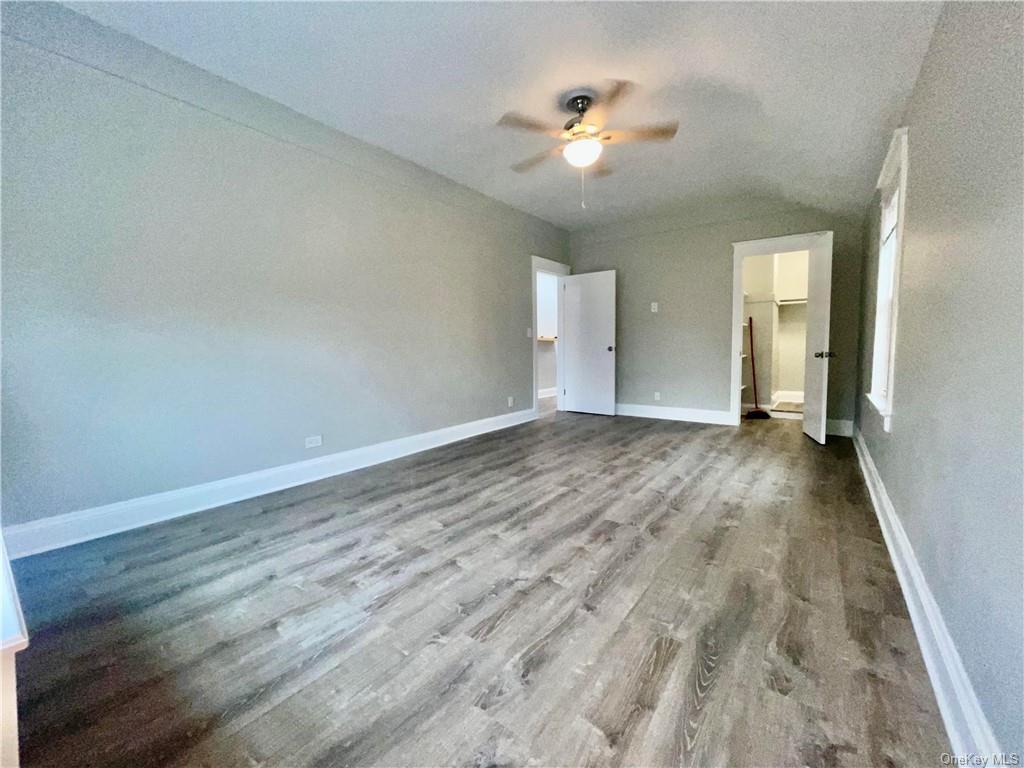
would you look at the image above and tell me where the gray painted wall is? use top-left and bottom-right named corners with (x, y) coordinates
top-left (570, 197), bottom-right (863, 418)
top-left (1, 4), bottom-right (567, 525)
top-left (856, 2), bottom-right (1023, 750)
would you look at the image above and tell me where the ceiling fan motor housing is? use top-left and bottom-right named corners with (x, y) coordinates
top-left (565, 93), bottom-right (593, 115)
top-left (565, 95), bottom-right (598, 132)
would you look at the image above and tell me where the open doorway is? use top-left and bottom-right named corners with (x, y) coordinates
top-left (731, 232), bottom-right (833, 443)
top-left (536, 271), bottom-right (559, 417)
top-left (742, 250), bottom-right (809, 419)
top-left (531, 256), bottom-right (570, 417)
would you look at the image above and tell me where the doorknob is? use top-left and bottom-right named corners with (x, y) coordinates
top-left (607, 346), bottom-right (615, 352)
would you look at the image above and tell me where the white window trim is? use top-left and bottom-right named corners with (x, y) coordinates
top-left (868, 127), bottom-right (908, 433)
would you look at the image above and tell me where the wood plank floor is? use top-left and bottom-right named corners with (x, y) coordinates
top-left (11, 414), bottom-right (948, 768)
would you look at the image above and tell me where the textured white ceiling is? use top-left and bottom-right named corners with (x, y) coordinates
top-left (67, 2), bottom-right (941, 230)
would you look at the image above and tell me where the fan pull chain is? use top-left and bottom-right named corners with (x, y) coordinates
top-left (580, 167), bottom-right (586, 209)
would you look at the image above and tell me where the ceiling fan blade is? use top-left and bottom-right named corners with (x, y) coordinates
top-left (604, 79), bottom-right (634, 107)
top-left (584, 80), bottom-right (635, 129)
top-left (511, 146), bottom-right (562, 173)
top-left (590, 158), bottom-right (613, 178)
top-left (600, 122), bottom-right (679, 143)
top-left (497, 112), bottom-right (563, 137)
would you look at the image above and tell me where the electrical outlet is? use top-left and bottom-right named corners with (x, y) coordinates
top-left (304, 435), bottom-right (322, 449)
top-left (507, 396), bottom-right (515, 408)
top-left (654, 391), bottom-right (661, 401)
top-left (527, 327), bottom-right (533, 338)
top-left (651, 302), bottom-right (659, 313)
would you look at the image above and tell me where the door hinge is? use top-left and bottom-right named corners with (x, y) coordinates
top-left (814, 351), bottom-right (837, 358)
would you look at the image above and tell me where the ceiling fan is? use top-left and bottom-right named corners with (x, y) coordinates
top-left (497, 81), bottom-right (678, 175)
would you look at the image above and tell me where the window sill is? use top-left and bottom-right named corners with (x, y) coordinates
top-left (866, 392), bottom-right (893, 433)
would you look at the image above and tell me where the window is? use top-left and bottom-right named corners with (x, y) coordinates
top-left (868, 128), bottom-right (908, 432)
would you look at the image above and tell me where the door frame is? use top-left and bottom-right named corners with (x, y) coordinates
top-left (531, 255), bottom-right (571, 414)
top-left (730, 231), bottom-right (833, 428)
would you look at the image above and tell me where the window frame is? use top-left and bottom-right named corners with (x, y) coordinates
top-left (867, 127), bottom-right (909, 433)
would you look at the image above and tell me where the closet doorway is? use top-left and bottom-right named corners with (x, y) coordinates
top-left (531, 256), bottom-right (570, 416)
top-left (743, 250), bottom-right (809, 416)
top-left (731, 233), bottom-right (833, 443)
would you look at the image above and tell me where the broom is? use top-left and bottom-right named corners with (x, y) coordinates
top-left (745, 315), bottom-right (770, 420)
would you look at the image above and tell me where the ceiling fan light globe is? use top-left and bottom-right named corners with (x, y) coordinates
top-left (562, 138), bottom-right (603, 168)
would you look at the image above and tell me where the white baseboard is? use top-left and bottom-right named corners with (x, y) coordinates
top-left (4, 408), bottom-right (538, 559)
top-left (771, 410), bottom-right (803, 421)
top-left (537, 388), bottom-right (557, 399)
top-left (826, 418), bottom-right (853, 437)
top-left (616, 403), bottom-right (737, 426)
top-left (853, 429), bottom-right (1000, 758)
top-left (771, 390), bottom-right (804, 404)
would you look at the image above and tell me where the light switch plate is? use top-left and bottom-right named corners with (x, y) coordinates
top-left (651, 302), bottom-right (659, 313)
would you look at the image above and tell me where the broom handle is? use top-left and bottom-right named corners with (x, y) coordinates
top-left (748, 316), bottom-right (761, 409)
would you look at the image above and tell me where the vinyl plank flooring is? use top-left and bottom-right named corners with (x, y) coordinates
top-left (12, 414), bottom-right (948, 767)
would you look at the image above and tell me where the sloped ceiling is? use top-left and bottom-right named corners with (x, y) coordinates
top-left (68, 2), bottom-right (941, 229)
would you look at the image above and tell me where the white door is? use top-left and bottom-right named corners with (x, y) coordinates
top-left (802, 233), bottom-right (834, 443)
top-left (559, 270), bottom-right (616, 415)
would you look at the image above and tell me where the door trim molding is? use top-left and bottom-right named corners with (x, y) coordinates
top-left (4, 408), bottom-right (538, 559)
top-left (731, 231), bottom-right (833, 432)
top-left (853, 429), bottom-right (1001, 758)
